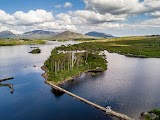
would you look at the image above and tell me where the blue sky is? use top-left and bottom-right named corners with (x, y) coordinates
top-left (0, 0), bottom-right (85, 14)
top-left (0, 0), bottom-right (160, 36)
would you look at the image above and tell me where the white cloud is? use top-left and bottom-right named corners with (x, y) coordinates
top-left (0, 9), bottom-right (15, 25)
top-left (55, 4), bottom-right (62, 8)
top-left (37, 22), bottom-right (77, 31)
top-left (0, 9), bottom-right (78, 34)
top-left (73, 10), bottom-right (126, 24)
top-left (13, 9), bottom-right (54, 25)
top-left (0, 23), bottom-right (9, 32)
top-left (64, 2), bottom-right (73, 8)
top-left (55, 2), bottom-right (73, 9)
top-left (84, 0), bottom-right (160, 15)
top-left (99, 22), bottom-right (124, 28)
top-left (0, 9), bottom-right (14, 21)
top-left (140, 18), bottom-right (160, 27)
top-left (150, 11), bottom-right (160, 18)
top-left (56, 13), bottom-right (72, 24)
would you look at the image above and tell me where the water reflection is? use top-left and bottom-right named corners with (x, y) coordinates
top-left (62, 51), bottom-right (160, 119)
top-left (51, 88), bottom-right (64, 97)
top-left (1, 41), bottom-right (160, 120)
top-left (0, 41), bottom-right (110, 120)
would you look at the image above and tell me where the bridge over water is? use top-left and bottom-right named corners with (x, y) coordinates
top-left (46, 81), bottom-right (134, 120)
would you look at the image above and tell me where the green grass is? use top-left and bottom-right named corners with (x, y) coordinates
top-left (58, 36), bottom-right (160, 58)
top-left (0, 39), bottom-right (45, 46)
top-left (149, 109), bottom-right (160, 115)
top-left (45, 36), bottom-right (160, 84)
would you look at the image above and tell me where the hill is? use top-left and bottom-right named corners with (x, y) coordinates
top-left (85, 31), bottom-right (113, 38)
top-left (0, 30), bottom-right (100, 41)
top-left (52, 31), bottom-right (93, 41)
top-left (0, 31), bottom-right (15, 38)
top-left (21, 30), bottom-right (58, 39)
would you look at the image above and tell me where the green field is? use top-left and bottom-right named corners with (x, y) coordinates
top-left (44, 36), bottom-right (160, 84)
top-left (0, 39), bottom-right (45, 46)
top-left (69, 36), bottom-right (160, 58)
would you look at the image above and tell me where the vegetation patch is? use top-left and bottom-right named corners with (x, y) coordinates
top-left (44, 45), bottom-right (107, 84)
top-left (44, 36), bottom-right (160, 84)
top-left (141, 109), bottom-right (160, 120)
top-left (29, 48), bottom-right (41, 54)
top-left (68, 36), bottom-right (160, 58)
top-left (0, 39), bottom-right (45, 46)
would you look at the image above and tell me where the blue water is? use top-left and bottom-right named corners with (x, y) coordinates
top-left (1, 41), bottom-right (160, 120)
top-left (0, 41), bottom-right (110, 120)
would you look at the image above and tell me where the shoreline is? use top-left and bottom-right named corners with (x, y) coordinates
top-left (0, 43), bottom-right (45, 47)
top-left (41, 66), bottom-right (135, 120)
top-left (0, 40), bottom-right (45, 47)
top-left (41, 48), bottom-right (159, 86)
top-left (41, 65), bottom-right (104, 86)
top-left (107, 50), bottom-right (160, 58)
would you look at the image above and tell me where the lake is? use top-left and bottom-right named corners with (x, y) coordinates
top-left (0, 41), bottom-right (160, 120)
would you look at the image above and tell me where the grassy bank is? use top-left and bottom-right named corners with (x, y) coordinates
top-left (44, 45), bottom-right (107, 84)
top-left (44, 36), bottom-right (160, 84)
top-left (67, 36), bottom-right (160, 58)
top-left (0, 39), bottom-right (45, 46)
top-left (142, 109), bottom-right (160, 120)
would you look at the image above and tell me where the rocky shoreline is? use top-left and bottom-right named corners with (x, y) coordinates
top-left (140, 110), bottom-right (160, 120)
top-left (41, 65), bottom-right (104, 86)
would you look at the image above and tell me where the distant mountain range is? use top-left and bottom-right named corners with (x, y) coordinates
top-left (21, 30), bottom-right (58, 39)
top-left (85, 31), bottom-right (114, 38)
top-left (0, 30), bottom-right (113, 40)
top-left (52, 31), bottom-right (92, 40)
top-left (23, 30), bottom-right (56, 35)
top-left (0, 31), bottom-right (15, 38)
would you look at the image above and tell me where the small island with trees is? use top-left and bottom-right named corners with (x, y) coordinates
top-left (29, 48), bottom-right (41, 54)
top-left (43, 35), bottom-right (160, 86)
top-left (43, 44), bottom-right (107, 85)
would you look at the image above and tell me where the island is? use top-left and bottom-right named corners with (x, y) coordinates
top-left (43, 35), bottom-right (160, 85)
top-left (43, 44), bottom-right (107, 85)
top-left (29, 48), bottom-right (41, 54)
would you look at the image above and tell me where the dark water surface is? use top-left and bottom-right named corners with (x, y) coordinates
top-left (0, 41), bottom-right (110, 120)
top-left (0, 42), bottom-right (160, 120)
top-left (62, 51), bottom-right (160, 119)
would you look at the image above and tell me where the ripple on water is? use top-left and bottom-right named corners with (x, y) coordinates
top-left (1, 43), bottom-right (160, 120)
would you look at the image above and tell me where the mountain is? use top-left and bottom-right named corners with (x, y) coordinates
top-left (0, 31), bottom-right (15, 38)
top-left (23, 30), bottom-right (56, 36)
top-left (21, 30), bottom-right (58, 39)
top-left (52, 31), bottom-right (92, 40)
top-left (0, 30), bottom-right (101, 40)
top-left (85, 31), bottom-right (113, 38)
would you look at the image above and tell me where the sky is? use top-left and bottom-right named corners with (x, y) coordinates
top-left (0, 0), bottom-right (160, 36)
